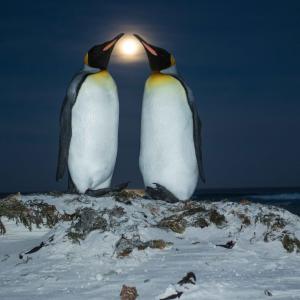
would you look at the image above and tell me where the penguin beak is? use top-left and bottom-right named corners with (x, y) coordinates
top-left (133, 34), bottom-right (158, 56)
top-left (103, 33), bottom-right (125, 52)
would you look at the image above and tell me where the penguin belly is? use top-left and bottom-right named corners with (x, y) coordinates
top-left (68, 71), bottom-right (119, 193)
top-left (139, 74), bottom-right (198, 200)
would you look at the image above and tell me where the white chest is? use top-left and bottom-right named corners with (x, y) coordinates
top-left (68, 72), bottom-right (119, 193)
top-left (139, 75), bottom-right (198, 200)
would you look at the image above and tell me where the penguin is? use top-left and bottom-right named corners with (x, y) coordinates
top-left (134, 34), bottom-right (205, 202)
top-left (56, 33), bottom-right (128, 196)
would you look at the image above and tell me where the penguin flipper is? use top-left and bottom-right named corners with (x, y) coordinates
top-left (56, 71), bottom-right (91, 182)
top-left (171, 75), bottom-right (206, 183)
top-left (145, 183), bottom-right (179, 203)
top-left (67, 172), bottom-right (77, 193)
top-left (85, 181), bottom-right (130, 197)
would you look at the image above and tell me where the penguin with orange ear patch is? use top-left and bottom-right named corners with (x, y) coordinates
top-left (134, 34), bottom-right (205, 202)
top-left (56, 33), bottom-right (128, 196)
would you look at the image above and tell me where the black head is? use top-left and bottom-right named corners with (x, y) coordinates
top-left (84, 33), bottom-right (124, 69)
top-left (134, 34), bottom-right (176, 72)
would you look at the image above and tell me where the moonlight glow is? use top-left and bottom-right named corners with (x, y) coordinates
top-left (121, 38), bottom-right (139, 55)
top-left (114, 35), bottom-right (143, 61)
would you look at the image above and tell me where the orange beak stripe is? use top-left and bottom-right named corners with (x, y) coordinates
top-left (103, 40), bottom-right (117, 52)
top-left (142, 41), bottom-right (158, 56)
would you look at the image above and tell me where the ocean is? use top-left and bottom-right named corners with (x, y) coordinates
top-left (1, 187), bottom-right (300, 216)
top-left (194, 187), bottom-right (300, 216)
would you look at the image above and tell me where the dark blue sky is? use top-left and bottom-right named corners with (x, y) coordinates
top-left (0, 0), bottom-right (300, 192)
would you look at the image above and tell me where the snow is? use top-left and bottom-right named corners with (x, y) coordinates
top-left (1, 193), bottom-right (300, 299)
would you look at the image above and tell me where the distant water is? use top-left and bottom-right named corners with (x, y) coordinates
top-left (1, 187), bottom-right (300, 216)
top-left (194, 187), bottom-right (300, 216)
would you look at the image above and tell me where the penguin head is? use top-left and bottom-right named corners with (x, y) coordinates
top-left (84, 33), bottom-right (124, 69)
top-left (134, 34), bottom-right (176, 72)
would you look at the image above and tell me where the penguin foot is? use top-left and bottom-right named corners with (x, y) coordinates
top-left (145, 183), bottom-right (179, 203)
top-left (86, 181), bottom-right (130, 197)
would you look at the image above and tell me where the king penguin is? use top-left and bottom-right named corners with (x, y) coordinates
top-left (134, 34), bottom-right (205, 202)
top-left (56, 33), bottom-right (128, 196)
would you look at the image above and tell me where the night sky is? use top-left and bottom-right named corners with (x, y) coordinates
top-left (1, 1), bottom-right (300, 193)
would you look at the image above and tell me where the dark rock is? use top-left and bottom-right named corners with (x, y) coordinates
top-left (115, 235), bottom-right (171, 257)
top-left (120, 284), bottom-right (138, 300)
top-left (160, 291), bottom-right (183, 300)
top-left (216, 240), bottom-right (236, 249)
top-left (264, 289), bottom-right (272, 296)
top-left (67, 208), bottom-right (107, 243)
top-left (115, 235), bottom-right (143, 257)
top-left (177, 271), bottom-right (196, 285)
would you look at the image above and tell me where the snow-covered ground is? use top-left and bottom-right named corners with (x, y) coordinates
top-left (1, 193), bottom-right (300, 300)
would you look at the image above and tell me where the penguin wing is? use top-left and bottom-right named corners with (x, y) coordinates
top-left (171, 75), bottom-right (206, 183)
top-left (56, 71), bottom-right (91, 181)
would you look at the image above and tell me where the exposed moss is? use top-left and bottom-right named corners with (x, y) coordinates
top-left (282, 235), bottom-right (300, 253)
top-left (193, 217), bottom-right (209, 228)
top-left (256, 213), bottom-right (287, 231)
top-left (148, 239), bottom-right (172, 249)
top-left (66, 231), bottom-right (84, 244)
top-left (181, 206), bottom-right (206, 217)
top-left (157, 216), bottom-right (187, 234)
top-left (237, 213), bottom-right (251, 226)
top-left (115, 189), bottom-right (142, 205)
top-left (0, 194), bottom-right (61, 233)
top-left (271, 217), bottom-right (286, 231)
top-left (209, 209), bottom-right (226, 226)
top-left (120, 285), bottom-right (138, 300)
top-left (257, 213), bottom-right (276, 227)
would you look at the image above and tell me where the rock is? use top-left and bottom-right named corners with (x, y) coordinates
top-left (177, 272), bottom-right (196, 285)
top-left (115, 235), bottom-right (172, 257)
top-left (115, 235), bottom-right (143, 257)
top-left (264, 289), bottom-right (272, 296)
top-left (216, 240), bottom-right (236, 249)
top-left (120, 284), bottom-right (138, 300)
top-left (67, 208), bottom-right (108, 243)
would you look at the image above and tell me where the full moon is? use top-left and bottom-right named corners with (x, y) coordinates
top-left (121, 38), bottom-right (138, 55)
top-left (114, 35), bottom-right (143, 61)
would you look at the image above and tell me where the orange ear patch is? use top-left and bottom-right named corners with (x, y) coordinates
top-left (84, 53), bottom-right (89, 65)
top-left (142, 42), bottom-right (158, 56)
